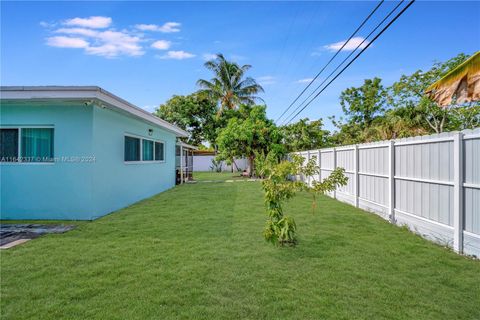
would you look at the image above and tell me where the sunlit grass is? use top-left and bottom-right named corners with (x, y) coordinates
top-left (1, 175), bottom-right (479, 319)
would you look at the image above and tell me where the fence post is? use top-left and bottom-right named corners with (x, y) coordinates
top-left (453, 132), bottom-right (464, 253)
top-left (388, 140), bottom-right (395, 224)
top-left (333, 147), bottom-right (337, 199)
top-left (318, 149), bottom-right (321, 183)
top-left (354, 145), bottom-right (359, 208)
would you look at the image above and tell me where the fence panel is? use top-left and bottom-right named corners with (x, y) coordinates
top-left (292, 128), bottom-right (480, 257)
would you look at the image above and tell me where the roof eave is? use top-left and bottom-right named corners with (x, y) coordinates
top-left (0, 86), bottom-right (189, 138)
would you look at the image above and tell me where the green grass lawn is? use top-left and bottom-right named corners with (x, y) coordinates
top-left (193, 171), bottom-right (246, 181)
top-left (1, 177), bottom-right (479, 319)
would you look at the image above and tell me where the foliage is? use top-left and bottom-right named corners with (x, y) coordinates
top-left (253, 150), bottom-right (280, 179)
top-left (155, 93), bottom-right (217, 146)
top-left (216, 105), bottom-right (284, 176)
top-left (280, 118), bottom-right (331, 152)
top-left (340, 77), bottom-right (388, 129)
top-left (261, 154), bottom-right (348, 246)
top-left (426, 51), bottom-right (480, 93)
top-left (209, 158), bottom-right (223, 172)
top-left (391, 53), bottom-right (470, 133)
top-left (330, 53), bottom-right (479, 145)
top-left (197, 54), bottom-right (264, 115)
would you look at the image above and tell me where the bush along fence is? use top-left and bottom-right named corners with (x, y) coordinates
top-left (292, 128), bottom-right (480, 257)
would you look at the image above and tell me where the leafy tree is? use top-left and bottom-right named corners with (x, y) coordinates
top-left (155, 93), bottom-right (217, 146)
top-left (340, 77), bottom-right (388, 129)
top-left (328, 116), bottom-right (365, 145)
top-left (391, 53), bottom-right (470, 133)
top-left (280, 118), bottom-right (331, 152)
top-left (216, 105), bottom-right (284, 176)
top-left (197, 54), bottom-right (264, 115)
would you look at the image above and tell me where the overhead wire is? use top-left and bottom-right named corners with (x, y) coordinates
top-left (275, 0), bottom-right (385, 123)
top-left (284, 0), bottom-right (415, 125)
top-left (282, 0), bottom-right (405, 124)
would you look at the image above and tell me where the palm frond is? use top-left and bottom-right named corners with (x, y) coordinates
top-left (426, 51), bottom-right (480, 92)
top-left (196, 79), bottom-right (215, 89)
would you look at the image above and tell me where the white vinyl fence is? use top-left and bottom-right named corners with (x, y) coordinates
top-left (293, 128), bottom-right (480, 257)
top-left (193, 155), bottom-right (248, 172)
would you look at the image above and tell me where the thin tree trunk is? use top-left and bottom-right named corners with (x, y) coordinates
top-left (248, 155), bottom-right (255, 178)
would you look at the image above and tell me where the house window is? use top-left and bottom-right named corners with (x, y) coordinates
top-left (124, 134), bottom-right (165, 163)
top-left (0, 128), bottom-right (54, 163)
top-left (21, 128), bottom-right (54, 162)
top-left (155, 141), bottom-right (164, 161)
top-left (0, 129), bottom-right (19, 162)
top-left (142, 139), bottom-right (154, 161)
top-left (124, 136), bottom-right (140, 161)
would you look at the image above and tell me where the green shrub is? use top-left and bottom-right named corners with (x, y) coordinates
top-left (261, 153), bottom-right (348, 246)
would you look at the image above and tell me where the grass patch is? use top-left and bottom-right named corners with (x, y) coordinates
top-left (1, 176), bottom-right (479, 319)
top-left (193, 171), bottom-right (246, 181)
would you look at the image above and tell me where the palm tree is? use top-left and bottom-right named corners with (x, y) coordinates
top-left (197, 54), bottom-right (264, 114)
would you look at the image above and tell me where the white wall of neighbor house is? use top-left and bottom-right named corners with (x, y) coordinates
top-left (193, 155), bottom-right (248, 172)
top-left (292, 128), bottom-right (480, 258)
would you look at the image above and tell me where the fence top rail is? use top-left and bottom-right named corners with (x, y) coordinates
top-left (335, 146), bottom-right (356, 151)
top-left (320, 148), bottom-right (335, 153)
top-left (293, 128), bottom-right (480, 154)
top-left (358, 144), bottom-right (389, 150)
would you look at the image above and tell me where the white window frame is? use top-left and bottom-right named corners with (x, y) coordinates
top-left (142, 138), bottom-right (155, 162)
top-left (0, 126), bottom-right (55, 165)
top-left (124, 132), bottom-right (166, 165)
top-left (154, 140), bottom-right (166, 162)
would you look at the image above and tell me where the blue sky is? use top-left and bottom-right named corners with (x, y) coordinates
top-left (1, 1), bottom-right (479, 131)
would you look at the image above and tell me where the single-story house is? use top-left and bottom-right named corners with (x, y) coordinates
top-left (0, 86), bottom-right (189, 220)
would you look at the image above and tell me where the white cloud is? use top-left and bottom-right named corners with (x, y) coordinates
top-left (49, 27), bottom-right (143, 57)
top-left (296, 78), bottom-right (314, 83)
top-left (43, 17), bottom-right (188, 58)
top-left (202, 53), bottom-right (217, 61)
top-left (157, 50), bottom-right (195, 60)
top-left (257, 76), bottom-right (276, 85)
top-left (55, 27), bottom-right (99, 37)
top-left (151, 40), bottom-right (171, 50)
top-left (64, 16), bottom-right (112, 29)
top-left (324, 36), bottom-right (369, 52)
top-left (86, 30), bottom-right (144, 57)
top-left (46, 36), bottom-right (89, 48)
top-left (135, 22), bottom-right (181, 33)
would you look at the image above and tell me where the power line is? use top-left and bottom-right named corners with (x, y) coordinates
top-left (284, 0), bottom-right (415, 125)
top-left (282, 0), bottom-right (405, 125)
top-left (275, 0), bottom-right (384, 123)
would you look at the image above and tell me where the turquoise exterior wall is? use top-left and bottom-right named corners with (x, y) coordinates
top-left (0, 102), bottom-right (95, 219)
top-left (90, 106), bottom-right (176, 219)
top-left (0, 101), bottom-right (177, 220)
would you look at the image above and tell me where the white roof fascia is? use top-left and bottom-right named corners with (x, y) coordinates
top-left (0, 86), bottom-right (189, 137)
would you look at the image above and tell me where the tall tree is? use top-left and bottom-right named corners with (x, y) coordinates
top-left (216, 105), bottom-right (284, 176)
top-left (391, 53), bottom-right (470, 133)
top-left (280, 118), bottom-right (331, 152)
top-left (197, 54), bottom-right (264, 115)
top-left (340, 77), bottom-right (388, 129)
top-left (155, 93), bottom-right (217, 146)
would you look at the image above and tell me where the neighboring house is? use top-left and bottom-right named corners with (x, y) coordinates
top-left (0, 86), bottom-right (188, 220)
